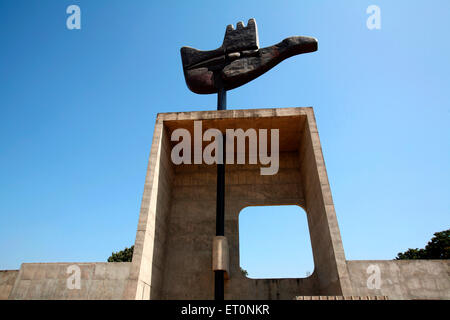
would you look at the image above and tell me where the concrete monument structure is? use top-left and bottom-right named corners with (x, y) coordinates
top-left (0, 19), bottom-right (448, 300)
top-left (1, 107), bottom-right (449, 300)
top-left (180, 18), bottom-right (320, 300)
top-left (129, 107), bottom-right (352, 299)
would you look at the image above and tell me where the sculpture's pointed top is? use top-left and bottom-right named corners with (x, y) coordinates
top-left (222, 18), bottom-right (259, 53)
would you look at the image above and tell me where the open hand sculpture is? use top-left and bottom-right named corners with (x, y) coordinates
top-left (180, 19), bottom-right (318, 300)
top-left (180, 18), bottom-right (318, 94)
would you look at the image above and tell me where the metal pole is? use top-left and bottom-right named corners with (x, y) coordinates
top-left (217, 86), bottom-right (227, 111)
top-left (214, 86), bottom-right (226, 300)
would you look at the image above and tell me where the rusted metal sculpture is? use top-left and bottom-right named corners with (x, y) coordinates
top-left (180, 18), bottom-right (318, 301)
top-left (181, 18), bottom-right (318, 94)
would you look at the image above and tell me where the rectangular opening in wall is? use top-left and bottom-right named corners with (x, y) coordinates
top-left (239, 205), bottom-right (314, 279)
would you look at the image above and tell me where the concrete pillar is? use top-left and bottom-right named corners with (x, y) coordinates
top-left (127, 107), bottom-right (352, 299)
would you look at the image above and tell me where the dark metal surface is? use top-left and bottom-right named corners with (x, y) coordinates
top-left (216, 131), bottom-right (225, 237)
top-left (214, 89), bottom-right (226, 300)
top-left (214, 271), bottom-right (225, 301)
top-left (217, 87), bottom-right (226, 111)
top-left (180, 18), bottom-right (318, 94)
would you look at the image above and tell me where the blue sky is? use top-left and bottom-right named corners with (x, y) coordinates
top-left (0, 1), bottom-right (449, 278)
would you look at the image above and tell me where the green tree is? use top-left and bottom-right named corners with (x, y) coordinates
top-left (396, 248), bottom-right (427, 260)
top-left (108, 245), bottom-right (134, 262)
top-left (425, 229), bottom-right (450, 259)
top-left (396, 229), bottom-right (449, 260)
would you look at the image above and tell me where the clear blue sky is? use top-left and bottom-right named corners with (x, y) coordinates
top-left (0, 1), bottom-right (449, 278)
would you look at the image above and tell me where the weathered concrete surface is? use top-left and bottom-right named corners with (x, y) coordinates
top-left (124, 120), bottom-right (174, 300)
top-left (130, 107), bottom-right (352, 299)
top-left (3, 107), bottom-right (448, 300)
top-left (7, 262), bottom-right (131, 300)
top-left (129, 107), bottom-right (449, 300)
top-left (0, 270), bottom-right (19, 299)
top-left (347, 260), bottom-right (450, 300)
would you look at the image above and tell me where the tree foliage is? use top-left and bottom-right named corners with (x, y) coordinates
top-left (396, 229), bottom-right (449, 260)
top-left (107, 245), bottom-right (134, 262)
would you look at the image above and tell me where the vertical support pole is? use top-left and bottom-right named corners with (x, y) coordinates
top-left (217, 86), bottom-right (227, 111)
top-left (215, 86), bottom-right (226, 300)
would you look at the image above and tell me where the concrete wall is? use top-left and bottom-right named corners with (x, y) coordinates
top-left (0, 270), bottom-right (19, 299)
top-left (126, 122), bottom-right (174, 300)
top-left (347, 260), bottom-right (450, 300)
top-left (7, 262), bottom-right (131, 300)
top-left (127, 107), bottom-right (450, 300)
top-left (161, 152), bottom-right (320, 299)
top-left (3, 108), bottom-right (448, 300)
top-left (132, 107), bottom-right (352, 299)
top-left (299, 112), bottom-right (352, 296)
